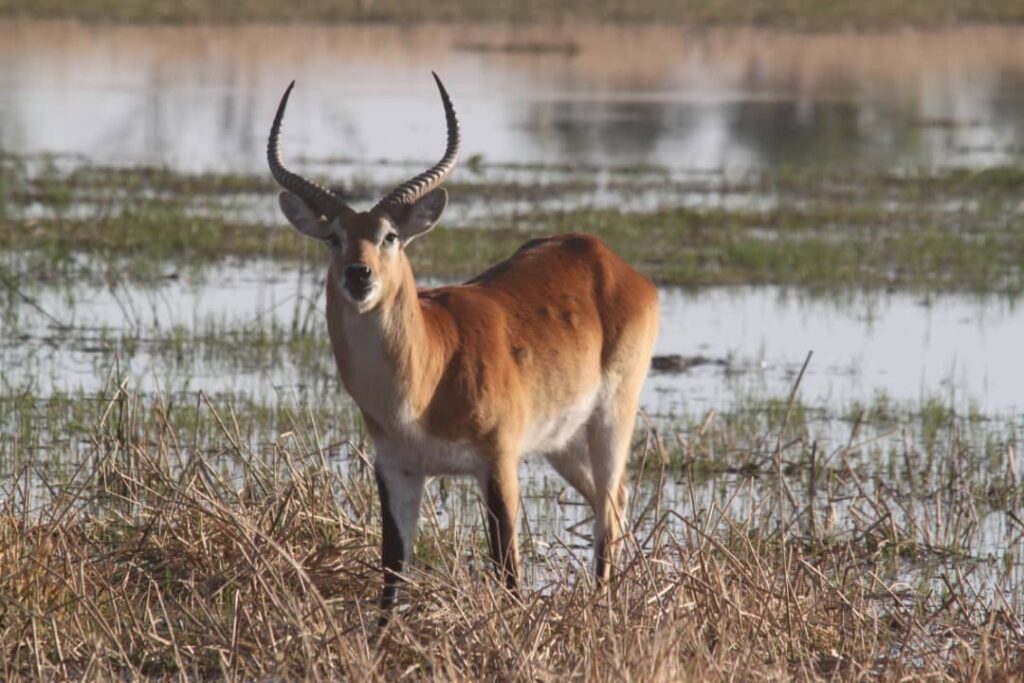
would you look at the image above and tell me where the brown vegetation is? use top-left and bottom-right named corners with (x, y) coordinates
top-left (1, 383), bottom-right (1020, 680)
top-left (2, 0), bottom-right (1024, 27)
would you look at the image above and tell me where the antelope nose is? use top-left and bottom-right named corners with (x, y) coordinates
top-left (344, 264), bottom-right (373, 288)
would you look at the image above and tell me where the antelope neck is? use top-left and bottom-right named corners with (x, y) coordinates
top-left (331, 258), bottom-right (450, 423)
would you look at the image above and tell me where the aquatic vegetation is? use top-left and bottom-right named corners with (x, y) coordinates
top-left (3, 158), bottom-right (1023, 294)
top-left (1, 149), bottom-right (1023, 678)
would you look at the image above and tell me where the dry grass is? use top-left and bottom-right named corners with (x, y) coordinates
top-left (1, 382), bottom-right (1022, 681)
top-left (3, 0), bottom-right (1024, 27)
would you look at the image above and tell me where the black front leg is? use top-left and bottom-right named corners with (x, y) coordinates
top-left (483, 467), bottom-right (521, 592)
top-left (376, 471), bottom-right (405, 617)
top-left (374, 465), bottom-right (425, 626)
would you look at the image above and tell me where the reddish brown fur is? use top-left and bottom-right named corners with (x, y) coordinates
top-left (325, 225), bottom-right (657, 462)
top-left (309, 209), bottom-right (657, 606)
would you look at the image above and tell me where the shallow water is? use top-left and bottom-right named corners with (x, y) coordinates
top-left (3, 21), bottom-right (1024, 173)
top-left (4, 257), bottom-right (1022, 419)
top-left (652, 287), bottom-right (1024, 418)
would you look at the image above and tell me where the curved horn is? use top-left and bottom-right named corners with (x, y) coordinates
top-left (267, 81), bottom-right (352, 219)
top-left (374, 72), bottom-right (461, 218)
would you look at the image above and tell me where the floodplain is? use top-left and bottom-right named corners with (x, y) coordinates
top-left (1, 20), bottom-right (1023, 680)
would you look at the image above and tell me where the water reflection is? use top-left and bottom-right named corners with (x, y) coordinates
top-left (651, 287), bottom-right (1024, 419)
top-left (537, 100), bottom-right (678, 164)
top-left (2, 21), bottom-right (1024, 172)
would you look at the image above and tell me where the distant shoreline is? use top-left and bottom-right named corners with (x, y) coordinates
top-left (2, 1), bottom-right (1024, 30)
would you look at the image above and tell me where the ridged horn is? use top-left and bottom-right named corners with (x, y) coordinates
top-left (267, 81), bottom-right (352, 219)
top-left (373, 72), bottom-right (461, 219)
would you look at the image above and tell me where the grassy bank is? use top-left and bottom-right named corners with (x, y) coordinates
top-left (2, 0), bottom-right (1024, 28)
top-left (3, 158), bottom-right (1023, 294)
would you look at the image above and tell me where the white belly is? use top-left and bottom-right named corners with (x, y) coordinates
top-left (522, 385), bottom-right (601, 455)
top-left (373, 423), bottom-right (486, 479)
top-left (372, 386), bottom-right (602, 477)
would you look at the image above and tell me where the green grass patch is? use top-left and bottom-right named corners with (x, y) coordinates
top-left (3, 159), bottom-right (1024, 293)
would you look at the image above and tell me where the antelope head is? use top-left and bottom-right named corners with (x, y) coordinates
top-left (267, 73), bottom-right (461, 314)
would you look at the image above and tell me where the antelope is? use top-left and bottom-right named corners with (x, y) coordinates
top-left (266, 73), bottom-right (659, 613)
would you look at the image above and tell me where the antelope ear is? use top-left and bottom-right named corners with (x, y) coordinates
top-left (395, 188), bottom-right (448, 244)
top-left (279, 192), bottom-right (334, 241)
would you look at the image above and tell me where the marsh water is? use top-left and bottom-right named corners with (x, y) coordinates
top-left (3, 22), bottom-right (1024, 172)
top-left (3, 258), bottom-right (1023, 417)
top-left (2, 21), bottom-right (1023, 593)
top-left (3, 20), bottom-right (1024, 403)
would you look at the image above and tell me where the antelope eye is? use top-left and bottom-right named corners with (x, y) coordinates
top-left (383, 232), bottom-right (400, 247)
top-left (326, 234), bottom-right (341, 249)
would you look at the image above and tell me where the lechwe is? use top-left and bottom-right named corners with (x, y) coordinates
top-left (267, 73), bottom-right (659, 614)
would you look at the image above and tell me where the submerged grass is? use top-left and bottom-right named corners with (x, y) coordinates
top-left (9, 205), bottom-right (1021, 293)
top-left (3, 158), bottom-right (1024, 294)
top-left (1, 382), bottom-right (1021, 680)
